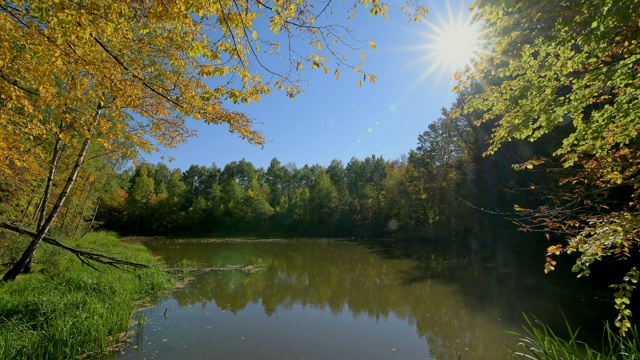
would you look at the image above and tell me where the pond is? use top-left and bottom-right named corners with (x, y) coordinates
top-left (105, 238), bottom-right (613, 359)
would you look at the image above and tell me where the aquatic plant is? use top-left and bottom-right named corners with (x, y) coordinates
top-left (509, 314), bottom-right (640, 359)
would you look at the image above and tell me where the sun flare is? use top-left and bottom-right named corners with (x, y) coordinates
top-left (431, 19), bottom-right (481, 70)
top-left (408, 3), bottom-right (484, 85)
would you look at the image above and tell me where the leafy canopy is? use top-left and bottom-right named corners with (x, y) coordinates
top-left (0, 0), bottom-right (427, 171)
top-left (460, 0), bottom-right (640, 334)
top-left (462, 0), bottom-right (640, 163)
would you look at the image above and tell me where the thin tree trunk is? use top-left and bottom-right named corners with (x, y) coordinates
top-left (72, 180), bottom-right (93, 239)
top-left (62, 174), bottom-right (89, 237)
top-left (134, 214), bottom-right (141, 235)
top-left (80, 193), bottom-right (101, 238)
top-left (31, 196), bottom-right (44, 224)
top-left (3, 107), bottom-right (101, 281)
top-left (81, 159), bottom-right (119, 238)
top-left (37, 134), bottom-right (61, 229)
top-left (23, 129), bottom-right (63, 274)
top-left (19, 183), bottom-right (41, 225)
top-left (80, 159), bottom-right (118, 238)
top-left (57, 206), bottom-right (70, 237)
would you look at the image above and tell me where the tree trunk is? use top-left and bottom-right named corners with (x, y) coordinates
top-left (80, 159), bottom-right (118, 238)
top-left (3, 107), bottom-right (101, 282)
top-left (80, 193), bottom-right (101, 238)
top-left (81, 159), bottom-right (118, 238)
top-left (72, 183), bottom-right (91, 238)
top-left (23, 129), bottom-right (63, 274)
top-left (31, 195), bottom-right (44, 224)
top-left (19, 183), bottom-right (41, 224)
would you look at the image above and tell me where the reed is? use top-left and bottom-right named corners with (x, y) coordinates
top-left (509, 314), bottom-right (640, 360)
top-left (0, 231), bottom-right (174, 359)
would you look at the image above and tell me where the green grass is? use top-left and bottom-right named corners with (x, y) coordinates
top-left (509, 314), bottom-right (640, 360)
top-left (0, 231), bottom-right (174, 360)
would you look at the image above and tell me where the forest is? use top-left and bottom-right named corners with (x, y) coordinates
top-left (2, 86), bottom-right (550, 241)
top-left (93, 92), bottom-right (537, 241)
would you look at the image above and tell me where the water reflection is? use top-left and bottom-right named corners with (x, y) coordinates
top-left (112, 238), bottom-right (613, 359)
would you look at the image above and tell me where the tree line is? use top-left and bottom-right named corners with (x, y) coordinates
top-left (0, 84), bottom-right (574, 246)
top-left (95, 89), bottom-right (542, 242)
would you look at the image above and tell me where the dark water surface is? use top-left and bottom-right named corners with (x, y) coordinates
top-left (108, 238), bottom-right (613, 359)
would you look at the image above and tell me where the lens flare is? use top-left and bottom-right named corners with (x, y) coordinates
top-left (404, 2), bottom-right (484, 88)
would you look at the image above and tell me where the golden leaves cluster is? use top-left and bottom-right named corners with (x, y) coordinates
top-left (1, 0), bottom-right (412, 175)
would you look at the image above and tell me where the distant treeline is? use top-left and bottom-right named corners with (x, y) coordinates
top-left (0, 89), bottom-right (571, 245)
top-left (96, 91), bottom-right (560, 240)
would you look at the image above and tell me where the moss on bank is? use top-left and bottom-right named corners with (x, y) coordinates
top-left (0, 231), bottom-right (174, 359)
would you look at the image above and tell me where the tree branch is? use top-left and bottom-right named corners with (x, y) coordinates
top-left (91, 35), bottom-right (184, 109)
top-left (0, 221), bottom-right (148, 270)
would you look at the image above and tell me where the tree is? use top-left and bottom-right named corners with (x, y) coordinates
top-left (126, 165), bottom-right (156, 234)
top-left (265, 158), bottom-right (299, 233)
top-left (326, 159), bottom-right (351, 234)
top-left (1, 0), bottom-right (427, 280)
top-left (407, 107), bottom-right (472, 237)
top-left (345, 156), bottom-right (388, 237)
top-left (265, 158), bottom-right (287, 209)
top-left (462, 0), bottom-right (640, 333)
top-left (307, 171), bottom-right (339, 236)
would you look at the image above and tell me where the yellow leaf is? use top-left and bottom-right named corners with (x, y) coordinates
top-left (252, 30), bottom-right (258, 40)
top-left (369, 40), bottom-right (377, 50)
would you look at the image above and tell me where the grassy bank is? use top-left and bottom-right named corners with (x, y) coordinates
top-left (0, 231), bottom-right (174, 359)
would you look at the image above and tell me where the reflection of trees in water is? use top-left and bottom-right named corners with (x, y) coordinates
top-left (367, 237), bottom-right (616, 347)
top-left (157, 241), bottom-right (513, 359)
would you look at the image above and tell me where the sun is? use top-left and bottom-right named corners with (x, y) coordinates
top-left (408, 3), bottom-right (483, 83)
top-left (431, 18), bottom-right (481, 71)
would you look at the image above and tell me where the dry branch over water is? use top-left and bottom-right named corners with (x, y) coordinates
top-left (166, 264), bottom-right (263, 274)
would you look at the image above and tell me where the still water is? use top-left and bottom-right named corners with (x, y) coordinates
top-left (111, 238), bottom-right (612, 359)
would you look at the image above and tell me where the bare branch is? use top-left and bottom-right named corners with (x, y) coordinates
top-left (0, 71), bottom-right (39, 96)
top-left (0, 221), bottom-right (148, 270)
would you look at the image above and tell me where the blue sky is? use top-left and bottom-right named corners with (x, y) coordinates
top-left (147, 0), bottom-right (475, 171)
